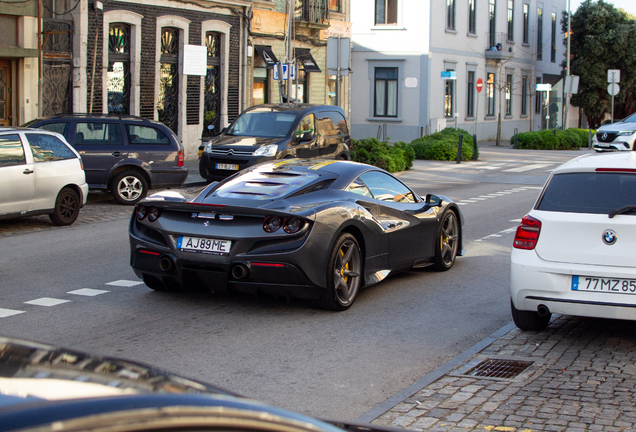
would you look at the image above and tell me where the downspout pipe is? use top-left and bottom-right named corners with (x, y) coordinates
top-left (38, 0), bottom-right (42, 117)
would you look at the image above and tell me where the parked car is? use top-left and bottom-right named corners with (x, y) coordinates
top-left (0, 336), bottom-right (407, 432)
top-left (510, 152), bottom-right (636, 331)
top-left (199, 104), bottom-right (351, 182)
top-left (593, 113), bottom-right (636, 151)
top-left (22, 114), bottom-right (188, 205)
top-left (0, 127), bottom-right (88, 226)
top-left (129, 159), bottom-right (464, 310)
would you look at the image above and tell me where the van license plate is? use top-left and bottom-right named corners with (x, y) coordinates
top-left (572, 275), bottom-right (636, 293)
top-left (216, 163), bottom-right (239, 170)
top-left (177, 236), bottom-right (231, 255)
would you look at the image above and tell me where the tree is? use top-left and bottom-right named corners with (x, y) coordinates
top-left (566, 0), bottom-right (636, 128)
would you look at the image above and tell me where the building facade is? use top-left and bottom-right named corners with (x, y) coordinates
top-left (350, 0), bottom-right (577, 143)
top-left (249, 0), bottom-right (351, 115)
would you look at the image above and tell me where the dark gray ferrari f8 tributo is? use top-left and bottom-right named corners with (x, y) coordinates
top-left (129, 159), bottom-right (464, 310)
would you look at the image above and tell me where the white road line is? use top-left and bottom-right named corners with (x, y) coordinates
top-left (503, 163), bottom-right (554, 173)
top-left (0, 308), bottom-right (25, 318)
top-left (68, 288), bottom-right (110, 296)
top-left (510, 219), bottom-right (522, 222)
top-left (460, 200), bottom-right (477, 203)
top-left (478, 195), bottom-right (495, 199)
top-left (469, 197), bottom-right (488, 200)
top-left (24, 298), bottom-right (70, 307)
top-left (473, 226), bottom-right (518, 243)
top-left (106, 280), bottom-right (144, 287)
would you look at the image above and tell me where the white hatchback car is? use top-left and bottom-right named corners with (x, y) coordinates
top-left (0, 127), bottom-right (89, 226)
top-left (510, 152), bottom-right (636, 331)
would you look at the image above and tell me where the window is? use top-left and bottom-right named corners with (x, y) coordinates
top-left (467, 71), bottom-right (475, 117)
top-left (25, 134), bottom-right (76, 162)
top-left (445, 70), bottom-right (455, 118)
top-left (374, 67), bottom-right (398, 117)
top-left (521, 74), bottom-right (528, 115)
top-left (329, 0), bottom-right (340, 12)
top-left (551, 12), bottom-right (557, 63)
top-left (375, 0), bottom-right (398, 25)
top-left (523, 4), bottom-right (529, 44)
top-left (535, 77), bottom-right (542, 114)
top-left (294, 114), bottom-right (316, 139)
top-left (75, 123), bottom-right (123, 146)
top-left (537, 173), bottom-right (636, 214)
top-left (505, 74), bottom-right (513, 116)
top-left (447, 0), bottom-right (455, 30)
top-left (253, 50), bottom-right (268, 106)
top-left (158, 27), bottom-right (180, 133)
top-left (507, 0), bottom-right (514, 41)
top-left (359, 171), bottom-right (416, 203)
top-left (126, 125), bottom-right (170, 145)
top-left (0, 134), bottom-right (25, 167)
top-left (468, 0), bottom-right (476, 34)
top-left (486, 73), bottom-right (495, 116)
top-left (489, 0), bottom-right (496, 48)
top-left (205, 32), bottom-right (222, 134)
top-left (36, 122), bottom-right (69, 137)
top-left (108, 23), bottom-right (131, 115)
top-left (537, 8), bottom-right (543, 60)
top-left (346, 177), bottom-right (373, 198)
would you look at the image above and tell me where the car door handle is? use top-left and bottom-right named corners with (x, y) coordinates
top-left (112, 151), bottom-right (122, 157)
top-left (23, 169), bottom-right (34, 175)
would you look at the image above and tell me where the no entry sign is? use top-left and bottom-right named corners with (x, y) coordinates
top-left (476, 78), bottom-right (484, 93)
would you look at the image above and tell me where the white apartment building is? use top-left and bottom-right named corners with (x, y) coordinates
top-left (350, 0), bottom-right (578, 143)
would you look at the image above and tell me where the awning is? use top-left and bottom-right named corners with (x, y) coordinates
top-left (254, 46), bottom-right (278, 69)
top-left (295, 48), bottom-right (321, 73)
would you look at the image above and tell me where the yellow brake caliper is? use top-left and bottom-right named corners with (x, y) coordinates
top-left (340, 249), bottom-right (348, 283)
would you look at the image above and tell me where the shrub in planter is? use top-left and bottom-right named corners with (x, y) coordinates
top-left (409, 128), bottom-right (475, 161)
top-left (351, 138), bottom-right (414, 173)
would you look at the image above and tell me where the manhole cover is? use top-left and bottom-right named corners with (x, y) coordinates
top-left (464, 359), bottom-right (533, 379)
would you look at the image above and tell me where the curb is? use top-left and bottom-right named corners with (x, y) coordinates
top-left (355, 322), bottom-right (517, 423)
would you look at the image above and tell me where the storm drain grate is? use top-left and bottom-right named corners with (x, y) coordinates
top-left (464, 359), bottom-right (533, 379)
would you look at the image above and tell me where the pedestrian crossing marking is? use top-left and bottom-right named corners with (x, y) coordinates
top-left (24, 297), bottom-right (70, 307)
top-left (106, 280), bottom-right (144, 287)
top-left (68, 288), bottom-right (110, 296)
top-left (0, 308), bottom-right (25, 318)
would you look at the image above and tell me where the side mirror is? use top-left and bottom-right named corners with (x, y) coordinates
top-left (425, 194), bottom-right (443, 207)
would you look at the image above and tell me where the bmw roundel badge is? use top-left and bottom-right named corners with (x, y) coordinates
top-left (603, 229), bottom-right (617, 245)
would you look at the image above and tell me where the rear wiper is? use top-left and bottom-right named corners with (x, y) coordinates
top-left (608, 205), bottom-right (636, 218)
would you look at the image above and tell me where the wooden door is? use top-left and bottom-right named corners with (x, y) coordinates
top-left (0, 60), bottom-right (10, 126)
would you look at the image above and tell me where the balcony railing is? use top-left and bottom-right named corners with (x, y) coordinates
top-left (484, 32), bottom-right (515, 60)
top-left (294, 0), bottom-right (329, 25)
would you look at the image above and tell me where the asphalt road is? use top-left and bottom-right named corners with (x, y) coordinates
top-left (0, 145), bottom-right (593, 421)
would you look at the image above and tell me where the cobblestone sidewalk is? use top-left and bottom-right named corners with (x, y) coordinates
top-left (371, 315), bottom-right (636, 432)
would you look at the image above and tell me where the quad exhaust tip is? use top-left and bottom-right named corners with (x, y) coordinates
top-left (159, 256), bottom-right (175, 272)
top-left (231, 264), bottom-right (249, 281)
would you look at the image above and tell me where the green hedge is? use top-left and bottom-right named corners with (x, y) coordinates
top-left (510, 128), bottom-right (595, 150)
top-left (409, 128), bottom-right (477, 161)
top-left (351, 138), bottom-right (415, 173)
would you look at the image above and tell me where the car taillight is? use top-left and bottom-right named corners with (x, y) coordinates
top-left (178, 149), bottom-right (184, 167)
top-left (263, 216), bottom-right (282, 233)
top-left (513, 215), bottom-right (542, 250)
top-left (283, 217), bottom-right (302, 234)
top-left (148, 206), bottom-right (161, 222)
top-left (136, 205), bottom-right (161, 222)
top-left (135, 205), bottom-right (148, 221)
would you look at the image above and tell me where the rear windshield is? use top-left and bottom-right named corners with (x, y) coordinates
top-left (227, 110), bottom-right (296, 138)
top-left (537, 172), bottom-right (636, 214)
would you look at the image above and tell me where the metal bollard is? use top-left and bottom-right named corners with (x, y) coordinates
top-left (514, 128), bottom-right (518, 149)
top-left (589, 130), bottom-right (592, 149)
top-left (457, 134), bottom-right (463, 164)
top-left (472, 134), bottom-right (478, 160)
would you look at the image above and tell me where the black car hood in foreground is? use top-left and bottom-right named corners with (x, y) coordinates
top-left (0, 337), bottom-right (412, 432)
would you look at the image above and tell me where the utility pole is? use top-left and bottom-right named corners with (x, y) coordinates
top-left (563, 0), bottom-right (571, 129)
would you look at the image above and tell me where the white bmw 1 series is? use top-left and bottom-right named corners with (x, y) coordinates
top-left (510, 151), bottom-right (636, 331)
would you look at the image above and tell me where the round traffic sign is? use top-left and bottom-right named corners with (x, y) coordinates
top-left (476, 78), bottom-right (484, 93)
top-left (608, 83), bottom-right (620, 96)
